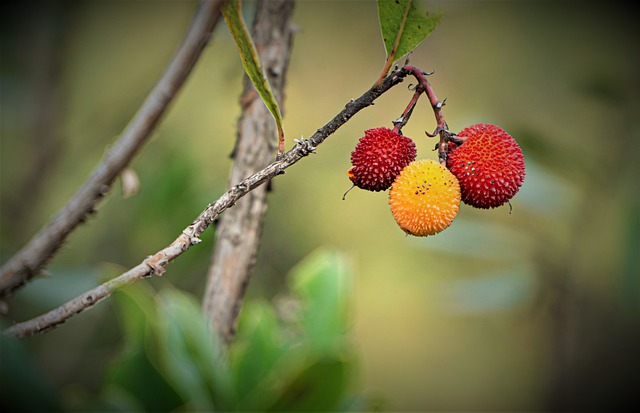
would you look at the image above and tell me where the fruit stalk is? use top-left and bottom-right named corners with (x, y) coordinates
top-left (402, 65), bottom-right (457, 165)
top-left (392, 85), bottom-right (424, 134)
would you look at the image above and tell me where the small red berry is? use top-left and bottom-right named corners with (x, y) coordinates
top-left (447, 123), bottom-right (525, 209)
top-left (348, 127), bottom-right (417, 192)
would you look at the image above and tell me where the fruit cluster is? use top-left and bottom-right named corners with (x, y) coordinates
top-left (346, 124), bottom-right (525, 236)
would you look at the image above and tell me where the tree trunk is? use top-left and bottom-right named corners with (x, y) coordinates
top-left (203, 0), bottom-right (295, 345)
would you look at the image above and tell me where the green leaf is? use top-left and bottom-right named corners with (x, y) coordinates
top-left (106, 283), bottom-right (184, 412)
top-left (103, 346), bottom-right (183, 413)
top-left (223, 0), bottom-right (285, 155)
top-left (228, 248), bottom-right (357, 411)
top-left (377, 0), bottom-right (442, 61)
top-left (108, 286), bottom-right (234, 411)
top-left (289, 248), bottom-right (353, 354)
top-left (266, 357), bottom-right (352, 412)
top-left (111, 282), bottom-right (157, 347)
top-left (231, 301), bottom-right (291, 410)
top-left (156, 288), bottom-right (234, 411)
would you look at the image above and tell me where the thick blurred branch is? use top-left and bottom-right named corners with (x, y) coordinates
top-left (0, 0), bottom-right (225, 299)
top-left (202, 0), bottom-right (295, 346)
top-left (4, 2), bottom-right (64, 237)
top-left (3, 66), bottom-right (410, 338)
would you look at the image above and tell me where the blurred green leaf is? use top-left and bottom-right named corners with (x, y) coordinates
top-left (99, 249), bottom-right (358, 412)
top-left (231, 248), bottom-right (357, 411)
top-left (103, 346), bottom-right (183, 412)
top-left (156, 288), bottom-right (234, 411)
top-left (290, 248), bottom-right (352, 354)
top-left (93, 386), bottom-right (146, 412)
top-left (266, 357), bottom-right (351, 412)
top-left (377, 0), bottom-right (442, 61)
top-left (223, 0), bottom-right (285, 153)
top-left (106, 283), bottom-right (183, 412)
top-left (231, 301), bottom-right (296, 410)
top-left (111, 282), bottom-right (157, 346)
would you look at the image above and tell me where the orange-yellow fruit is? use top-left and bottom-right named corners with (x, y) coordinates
top-left (348, 127), bottom-right (417, 191)
top-left (447, 123), bottom-right (525, 209)
top-left (389, 159), bottom-right (461, 236)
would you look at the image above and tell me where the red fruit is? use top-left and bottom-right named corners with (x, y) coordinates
top-left (447, 123), bottom-right (525, 209)
top-left (348, 128), bottom-right (417, 192)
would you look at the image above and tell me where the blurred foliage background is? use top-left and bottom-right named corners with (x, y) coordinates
top-left (1, 0), bottom-right (639, 411)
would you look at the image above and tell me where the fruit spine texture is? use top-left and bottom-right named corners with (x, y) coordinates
top-left (389, 159), bottom-right (460, 236)
top-left (447, 123), bottom-right (525, 209)
top-left (348, 127), bottom-right (417, 192)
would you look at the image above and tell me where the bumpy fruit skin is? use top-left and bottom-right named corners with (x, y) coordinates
top-left (447, 123), bottom-right (525, 209)
top-left (348, 128), bottom-right (417, 191)
top-left (389, 159), bottom-right (460, 236)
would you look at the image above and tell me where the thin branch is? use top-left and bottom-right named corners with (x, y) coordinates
top-left (3, 67), bottom-right (410, 338)
top-left (0, 0), bottom-right (226, 299)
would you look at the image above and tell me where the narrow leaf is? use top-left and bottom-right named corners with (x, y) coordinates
top-left (378, 0), bottom-right (442, 62)
top-left (223, 0), bottom-right (285, 155)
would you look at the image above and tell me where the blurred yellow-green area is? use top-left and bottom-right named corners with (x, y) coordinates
top-left (1, 0), bottom-right (639, 411)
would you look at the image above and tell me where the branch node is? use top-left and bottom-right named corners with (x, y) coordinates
top-left (294, 137), bottom-right (316, 156)
top-left (144, 253), bottom-right (168, 276)
top-left (182, 230), bottom-right (202, 246)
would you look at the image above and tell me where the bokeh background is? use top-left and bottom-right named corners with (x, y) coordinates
top-left (1, 0), bottom-right (639, 411)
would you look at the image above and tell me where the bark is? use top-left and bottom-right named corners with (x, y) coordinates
top-left (202, 0), bottom-right (295, 345)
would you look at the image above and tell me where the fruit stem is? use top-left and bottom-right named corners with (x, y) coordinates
top-left (392, 85), bottom-right (424, 134)
top-left (402, 65), bottom-right (453, 165)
